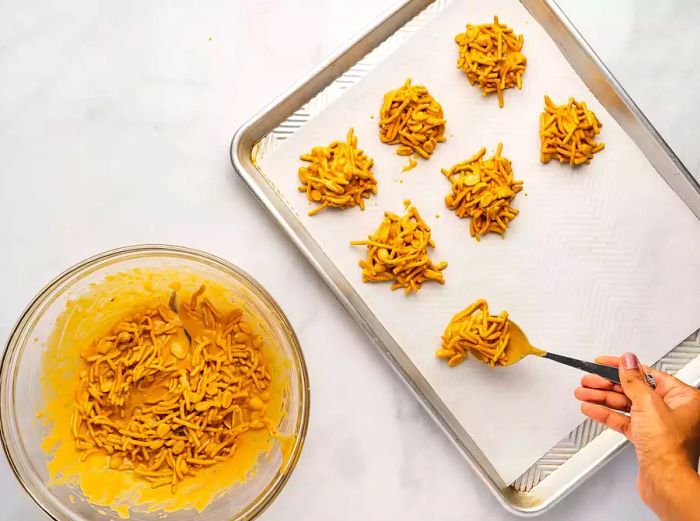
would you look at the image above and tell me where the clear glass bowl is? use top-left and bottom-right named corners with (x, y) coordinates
top-left (0, 245), bottom-right (309, 520)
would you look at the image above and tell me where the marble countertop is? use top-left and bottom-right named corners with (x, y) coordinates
top-left (1, 1), bottom-right (698, 519)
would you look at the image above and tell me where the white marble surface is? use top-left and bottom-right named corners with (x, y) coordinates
top-left (0, 1), bottom-right (698, 520)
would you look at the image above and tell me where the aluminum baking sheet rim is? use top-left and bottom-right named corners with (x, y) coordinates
top-left (230, 0), bottom-right (700, 516)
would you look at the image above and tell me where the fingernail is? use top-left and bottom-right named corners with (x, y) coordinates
top-left (622, 352), bottom-right (638, 370)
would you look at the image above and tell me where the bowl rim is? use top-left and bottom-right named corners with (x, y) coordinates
top-left (0, 244), bottom-right (311, 521)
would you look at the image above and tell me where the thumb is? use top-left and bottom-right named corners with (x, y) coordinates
top-left (619, 352), bottom-right (653, 403)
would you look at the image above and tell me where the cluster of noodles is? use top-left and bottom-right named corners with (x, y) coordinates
top-left (443, 143), bottom-right (523, 240)
top-left (378, 79), bottom-right (446, 161)
top-left (351, 200), bottom-right (447, 294)
top-left (298, 128), bottom-right (377, 216)
top-left (437, 299), bottom-right (510, 367)
top-left (72, 286), bottom-right (273, 491)
top-left (455, 16), bottom-right (526, 108)
top-left (540, 95), bottom-right (605, 165)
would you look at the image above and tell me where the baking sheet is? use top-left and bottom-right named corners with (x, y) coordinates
top-left (257, 0), bottom-right (700, 484)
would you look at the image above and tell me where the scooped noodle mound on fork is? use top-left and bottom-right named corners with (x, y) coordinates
top-left (437, 299), bottom-right (511, 367)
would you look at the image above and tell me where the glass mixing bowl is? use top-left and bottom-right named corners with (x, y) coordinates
top-left (0, 245), bottom-right (309, 520)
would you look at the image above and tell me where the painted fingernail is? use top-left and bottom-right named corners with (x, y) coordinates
top-left (622, 352), bottom-right (638, 370)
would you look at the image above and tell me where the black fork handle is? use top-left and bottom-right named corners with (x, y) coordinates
top-left (544, 352), bottom-right (621, 383)
top-left (543, 352), bottom-right (656, 389)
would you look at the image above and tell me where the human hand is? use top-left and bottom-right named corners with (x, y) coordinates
top-left (574, 352), bottom-right (700, 521)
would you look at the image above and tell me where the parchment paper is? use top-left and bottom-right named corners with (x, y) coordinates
top-left (258, 0), bottom-right (700, 484)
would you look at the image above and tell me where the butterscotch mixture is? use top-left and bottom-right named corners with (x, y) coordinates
top-left (378, 79), bottom-right (446, 163)
top-left (539, 95), bottom-right (605, 165)
top-left (437, 299), bottom-right (511, 367)
top-left (455, 16), bottom-right (526, 108)
top-left (443, 143), bottom-right (523, 240)
top-left (41, 269), bottom-right (291, 518)
top-left (73, 286), bottom-right (274, 492)
top-left (298, 128), bottom-right (377, 215)
top-left (351, 200), bottom-right (447, 294)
